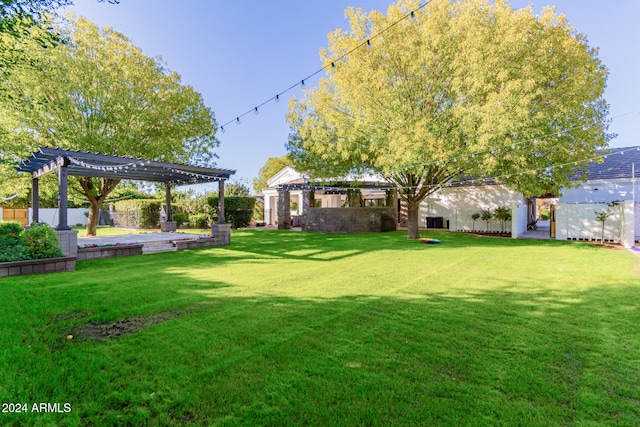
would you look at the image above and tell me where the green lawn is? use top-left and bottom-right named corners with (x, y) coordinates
top-left (1, 230), bottom-right (639, 426)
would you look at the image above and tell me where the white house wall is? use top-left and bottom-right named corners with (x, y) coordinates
top-left (635, 202), bottom-right (640, 242)
top-left (555, 202), bottom-right (622, 243)
top-left (420, 184), bottom-right (526, 232)
top-left (559, 178), bottom-right (639, 204)
top-left (513, 204), bottom-right (528, 237)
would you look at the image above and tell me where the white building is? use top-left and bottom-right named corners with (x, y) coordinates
top-left (261, 166), bottom-right (389, 226)
top-left (261, 147), bottom-right (639, 246)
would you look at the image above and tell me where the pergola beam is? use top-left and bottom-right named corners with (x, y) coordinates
top-left (31, 157), bottom-right (63, 179)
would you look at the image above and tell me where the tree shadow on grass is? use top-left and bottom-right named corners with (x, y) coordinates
top-left (204, 229), bottom-right (613, 264)
top-left (4, 241), bottom-right (640, 426)
top-left (31, 280), bottom-right (640, 426)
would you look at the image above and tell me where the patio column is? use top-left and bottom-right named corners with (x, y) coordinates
top-left (211, 179), bottom-right (231, 244)
top-left (301, 189), bottom-right (311, 214)
top-left (386, 189), bottom-right (398, 224)
top-left (277, 188), bottom-right (291, 230)
top-left (160, 182), bottom-right (177, 232)
top-left (218, 179), bottom-right (225, 224)
top-left (165, 183), bottom-right (172, 222)
top-left (57, 157), bottom-right (70, 231)
top-left (31, 176), bottom-right (39, 224)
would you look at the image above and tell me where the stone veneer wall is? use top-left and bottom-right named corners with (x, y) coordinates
top-left (173, 237), bottom-right (228, 250)
top-left (305, 207), bottom-right (397, 234)
top-left (56, 230), bottom-right (78, 258)
top-left (77, 244), bottom-right (144, 261)
top-left (0, 257), bottom-right (77, 277)
top-left (211, 223), bottom-right (231, 246)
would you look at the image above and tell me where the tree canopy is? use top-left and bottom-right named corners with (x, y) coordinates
top-left (252, 155), bottom-right (293, 193)
top-left (287, 0), bottom-right (611, 238)
top-left (0, 15), bottom-right (219, 235)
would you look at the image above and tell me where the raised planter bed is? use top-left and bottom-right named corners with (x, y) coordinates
top-left (173, 237), bottom-right (224, 251)
top-left (77, 244), bottom-right (144, 261)
top-left (0, 256), bottom-right (77, 277)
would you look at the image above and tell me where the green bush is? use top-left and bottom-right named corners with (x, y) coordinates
top-left (207, 196), bottom-right (256, 229)
top-left (540, 209), bottom-right (551, 221)
top-left (114, 199), bottom-right (161, 229)
top-left (189, 213), bottom-right (210, 229)
top-left (0, 221), bottom-right (30, 262)
top-left (172, 212), bottom-right (188, 227)
top-left (21, 223), bottom-right (63, 260)
top-left (0, 221), bottom-right (23, 240)
top-left (253, 201), bottom-right (264, 221)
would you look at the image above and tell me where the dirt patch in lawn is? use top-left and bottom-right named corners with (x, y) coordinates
top-left (73, 309), bottom-right (190, 342)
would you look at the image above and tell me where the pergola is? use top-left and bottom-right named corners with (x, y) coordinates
top-left (16, 147), bottom-right (235, 230)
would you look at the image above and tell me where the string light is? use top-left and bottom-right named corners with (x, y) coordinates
top-left (218, 1), bottom-right (434, 132)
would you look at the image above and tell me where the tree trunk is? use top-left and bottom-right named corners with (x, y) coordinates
top-left (76, 177), bottom-right (120, 237)
top-left (406, 202), bottom-right (420, 239)
top-left (86, 200), bottom-right (101, 236)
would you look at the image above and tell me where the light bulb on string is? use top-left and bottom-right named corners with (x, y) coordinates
top-left (301, 79), bottom-right (305, 88)
top-left (220, 126), bottom-right (225, 133)
top-left (236, 117), bottom-right (241, 125)
top-left (254, 107), bottom-right (259, 115)
top-left (275, 94), bottom-right (280, 103)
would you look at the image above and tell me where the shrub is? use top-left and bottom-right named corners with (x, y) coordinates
top-left (172, 212), bottom-right (188, 228)
top-left (253, 201), bottom-right (264, 221)
top-left (0, 221), bottom-right (23, 240)
top-left (481, 210), bottom-right (493, 232)
top-left (189, 213), bottom-right (210, 229)
top-left (0, 221), bottom-right (29, 262)
top-left (114, 199), bottom-right (161, 229)
top-left (493, 206), bottom-right (512, 233)
top-left (21, 223), bottom-right (63, 260)
top-left (207, 196), bottom-right (256, 229)
top-left (539, 209), bottom-right (551, 221)
top-left (471, 212), bottom-right (481, 231)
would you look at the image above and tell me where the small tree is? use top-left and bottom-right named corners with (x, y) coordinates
top-left (594, 205), bottom-right (615, 243)
top-left (481, 210), bottom-right (493, 232)
top-left (471, 212), bottom-right (481, 232)
top-left (493, 206), bottom-right (512, 233)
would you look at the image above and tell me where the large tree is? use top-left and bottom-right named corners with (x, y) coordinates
top-left (287, 0), bottom-right (611, 239)
top-left (1, 15), bottom-right (219, 235)
top-left (1, 0), bottom-right (116, 41)
top-left (252, 155), bottom-right (293, 193)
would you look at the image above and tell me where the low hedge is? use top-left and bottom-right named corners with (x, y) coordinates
top-left (114, 199), bottom-right (161, 229)
top-left (207, 196), bottom-right (256, 229)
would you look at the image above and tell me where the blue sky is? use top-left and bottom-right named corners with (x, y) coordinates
top-left (64, 0), bottom-right (640, 191)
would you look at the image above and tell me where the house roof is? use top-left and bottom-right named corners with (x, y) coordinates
top-left (579, 146), bottom-right (640, 180)
top-left (451, 146), bottom-right (640, 187)
top-left (262, 146), bottom-right (640, 192)
top-left (16, 147), bottom-right (235, 185)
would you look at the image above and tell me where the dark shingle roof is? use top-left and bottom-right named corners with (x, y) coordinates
top-left (579, 146), bottom-right (640, 180)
